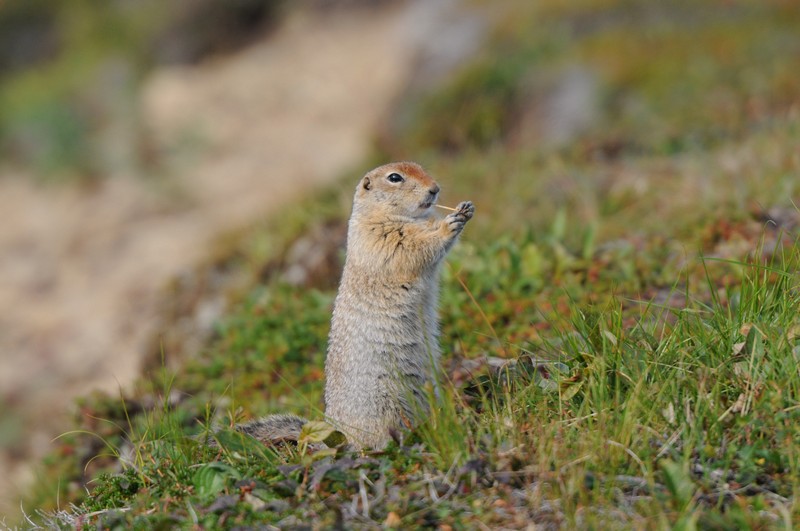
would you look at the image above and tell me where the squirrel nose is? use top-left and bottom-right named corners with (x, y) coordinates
top-left (428, 185), bottom-right (440, 196)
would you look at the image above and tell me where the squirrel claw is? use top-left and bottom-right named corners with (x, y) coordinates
top-left (455, 201), bottom-right (474, 221)
top-left (446, 200), bottom-right (474, 232)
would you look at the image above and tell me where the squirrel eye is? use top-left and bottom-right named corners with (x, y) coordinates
top-left (386, 172), bottom-right (404, 183)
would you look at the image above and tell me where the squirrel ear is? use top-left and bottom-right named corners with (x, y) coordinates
top-left (362, 176), bottom-right (372, 191)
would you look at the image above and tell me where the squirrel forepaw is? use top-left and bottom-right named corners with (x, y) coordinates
top-left (446, 200), bottom-right (474, 232)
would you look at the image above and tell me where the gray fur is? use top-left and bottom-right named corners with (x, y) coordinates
top-left (235, 414), bottom-right (307, 444)
top-left (324, 162), bottom-right (473, 448)
top-left (229, 162), bottom-right (473, 449)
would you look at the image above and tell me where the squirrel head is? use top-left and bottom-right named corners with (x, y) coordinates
top-left (354, 161), bottom-right (441, 219)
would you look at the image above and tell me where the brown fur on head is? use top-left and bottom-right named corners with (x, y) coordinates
top-left (355, 161), bottom-right (441, 218)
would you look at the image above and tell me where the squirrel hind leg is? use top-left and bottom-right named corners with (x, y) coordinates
top-left (235, 414), bottom-right (308, 446)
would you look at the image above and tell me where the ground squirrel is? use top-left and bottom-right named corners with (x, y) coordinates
top-left (234, 162), bottom-right (474, 449)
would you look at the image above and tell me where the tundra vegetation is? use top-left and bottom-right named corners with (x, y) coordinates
top-left (15, 0), bottom-right (800, 528)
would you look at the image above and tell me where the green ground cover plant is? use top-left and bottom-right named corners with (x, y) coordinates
top-left (14, 0), bottom-right (800, 528)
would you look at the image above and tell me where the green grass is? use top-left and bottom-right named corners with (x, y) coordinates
top-left (23, 236), bottom-right (800, 528)
top-left (15, 0), bottom-right (800, 528)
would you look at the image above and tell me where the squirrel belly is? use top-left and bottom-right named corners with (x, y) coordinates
top-left (226, 162), bottom-right (474, 450)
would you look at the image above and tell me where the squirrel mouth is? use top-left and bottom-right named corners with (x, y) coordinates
top-left (420, 195), bottom-right (438, 209)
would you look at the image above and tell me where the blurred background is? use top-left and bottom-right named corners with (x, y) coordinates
top-left (0, 0), bottom-right (486, 513)
top-left (1, 0), bottom-right (799, 519)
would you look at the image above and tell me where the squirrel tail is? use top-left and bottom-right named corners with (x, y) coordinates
top-left (233, 414), bottom-right (308, 446)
